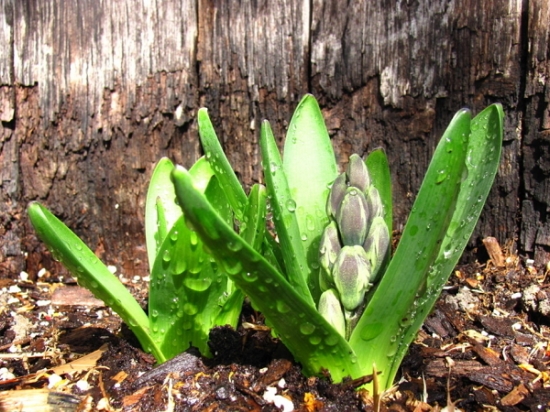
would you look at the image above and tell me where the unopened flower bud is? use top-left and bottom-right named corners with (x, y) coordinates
top-left (327, 173), bottom-right (347, 219)
top-left (336, 188), bottom-right (370, 246)
top-left (333, 245), bottom-right (372, 311)
top-left (366, 186), bottom-right (384, 219)
top-left (363, 216), bottom-right (390, 283)
top-left (318, 289), bottom-right (346, 337)
top-left (319, 221), bottom-right (341, 291)
top-left (346, 154), bottom-right (370, 192)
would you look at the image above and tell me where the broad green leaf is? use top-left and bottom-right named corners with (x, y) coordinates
top-left (149, 174), bottom-right (234, 358)
top-left (197, 108), bottom-right (248, 220)
top-left (172, 165), bottom-right (362, 382)
top-left (262, 233), bottom-right (285, 274)
top-left (145, 157), bottom-right (214, 272)
top-left (366, 149), bottom-right (393, 235)
top-left (260, 120), bottom-right (314, 307)
top-left (349, 109), bottom-right (472, 384)
top-left (383, 104), bottom-right (504, 386)
top-left (214, 184), bottom-right (267, 326)
top-left (282, 95), bottom-right (339, 301)
top-left (240, 184), bottom-right (267, 251)
top-left (27, 203), bottom-right (164, 362)
top-left (145, 158), bottom-right (179, 272)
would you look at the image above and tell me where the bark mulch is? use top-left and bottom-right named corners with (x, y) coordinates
top-left (0, 240), bottom-right (548, 411)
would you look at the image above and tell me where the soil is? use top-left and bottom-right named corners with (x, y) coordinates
top-left (0, 241), bottom-right (549, 411)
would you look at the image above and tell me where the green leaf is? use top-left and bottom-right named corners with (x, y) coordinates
top-left (198, 108), bottom-right (248, 220)
top-left (349, 108), bottom-right (472, 386)
top-left (214, 184), bottom-right (267, 327)
top-left (27, 202), bottom-right (164, 362)
top-left (172, 165), bottom-right (362, 382)
top-left (260, 120), bottom-right (314, 307)
top-left (282, 95), bottom-right (339, 301)
top-left (383, 104), bottom-right (504, 386)
top-left (145, 157), bottom-right (215, 272)
top-left (240, 184), bottom-right (267, 251)
top-left (149, 172), bottom-right (235, 358)
top-left (145, 158), bottom-right (180, 272)
top-left (366, 149), bottom-right (393, 236)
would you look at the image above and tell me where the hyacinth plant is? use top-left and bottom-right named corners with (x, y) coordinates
top-left (28, 94), bottom-right (503, 393)
top-left (171, 95), bottom-right (503, 391)
top-left (27, 156), bottom-right (256, 362)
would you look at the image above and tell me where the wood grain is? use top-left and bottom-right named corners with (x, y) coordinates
top-left (0, 0), bottom-right (548, 277)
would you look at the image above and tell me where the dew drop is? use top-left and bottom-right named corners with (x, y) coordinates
top-left (223, 259), bottom-right (243, 275)
top-left (227, 240), bottom-right (243, 252)
top-left (243, 272), bottom-right (258, 282)
top-left (270, 162), bottom-right (278, 174)
top-left (436, 170), bottom-right (447, 184)
top-left (286, 199), bottom-right (296, 212)
top-left (184, 277), bottom-right (212, 292)
top-left (309, 335), bottom-right (322, 345)
top-left (386, 344), bottom-right (398, 358)
top-left (306, 215), bottom-right (316, 232)
top-left (325, 334), bottom-right (339, 346)
top-left (183, 302), bottom-right (198, 315)
top-left (51, 249), bottom-right (62, 262)
top-left (276, 301), bottom-right (291, 314)
top-left (359, 322), bottom-right (383, 341)
top-left (300, 322), bottom-right (316, 335)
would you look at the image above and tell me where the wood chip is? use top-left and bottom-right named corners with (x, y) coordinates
top-left (501, 383), bottom-right (529, 406)
top-left (483, 237), bottom-right (505, 267)
top-left (0, 389), bottom-right (83, 412)
top-left (51, 286), bottom-right (105, 307)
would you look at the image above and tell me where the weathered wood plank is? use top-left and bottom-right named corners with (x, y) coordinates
top-left (0, 0), bottom-right (548, 277)
top-left (520, 0), bottom-right (550, 259)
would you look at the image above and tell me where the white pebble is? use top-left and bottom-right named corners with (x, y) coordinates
top-left (263, 387), bottom-right (294, 412)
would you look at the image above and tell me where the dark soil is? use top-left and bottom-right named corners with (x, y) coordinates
top-left (0, 242), bottom-right (549, 411)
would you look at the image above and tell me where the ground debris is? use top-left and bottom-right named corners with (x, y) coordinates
top-left (0, 242), bottom-right (549, 411)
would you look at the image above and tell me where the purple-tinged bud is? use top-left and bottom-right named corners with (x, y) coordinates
top-left (333, 245), bottom-right (371, 311)
top-left (327, 173), bottom-right (347, 219)
top-left (319, 221), bottom-right (341, 291)
top-left (336, 187), bottom-right (370, 246)
top-left (366, 186), bottom-right (384, 219)
top-left (318, 289), bottom-right (346, 337)
top-left (363, 216), bottom-right (390, 283)
top-left (346, 154), bottom-right (370, 192)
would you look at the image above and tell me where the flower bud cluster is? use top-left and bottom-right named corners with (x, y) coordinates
top-left (318, 154), bottom-right (390, 338)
